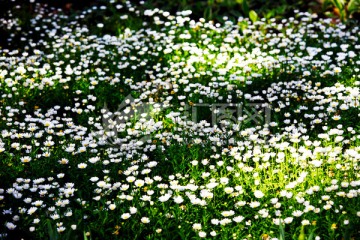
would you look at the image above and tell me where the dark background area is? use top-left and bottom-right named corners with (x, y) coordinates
top-left (0, 0), bottom-right (359, 50)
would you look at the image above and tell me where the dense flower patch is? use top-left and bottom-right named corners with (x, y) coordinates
top-left (0, 1), bottom-right (360, 239)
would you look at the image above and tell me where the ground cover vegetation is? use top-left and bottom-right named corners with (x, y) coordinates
top-left (0, 0), bottom-right (360, 239)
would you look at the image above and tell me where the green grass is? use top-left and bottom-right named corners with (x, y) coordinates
top-left (0, 1), bottom-right (360, 239)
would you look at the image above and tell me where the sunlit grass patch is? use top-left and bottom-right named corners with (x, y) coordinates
top-left (0, 0), bottom-right (360, 239)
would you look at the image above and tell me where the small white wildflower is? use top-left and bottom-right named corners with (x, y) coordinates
top-left (141, 217), bottom-right (150, 224)
top-left (254, 190), bottom-right (264, 199)
top-left (192, 223), bottom-right (202, 230)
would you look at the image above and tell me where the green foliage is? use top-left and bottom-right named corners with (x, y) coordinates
top-left (298, 225), bottom-right (305, 240)
top-left (249, 10), bottom-right (258, 22)
top-left (142, 0), bottom-right (316, 22)
top-left (278, 221), bottom-right (285, 240)
top-left (348, 0), bottom-right (360, 15)
top-left (0, 1), bottom-right (360, 240)
top-left (323, 0), bottom-right (360, 22)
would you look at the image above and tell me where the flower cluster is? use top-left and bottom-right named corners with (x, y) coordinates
top-left (0, 0), bottom-right (359, 239)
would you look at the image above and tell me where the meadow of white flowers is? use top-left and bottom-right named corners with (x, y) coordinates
top-left (0, 0), bottom-right (360, 239)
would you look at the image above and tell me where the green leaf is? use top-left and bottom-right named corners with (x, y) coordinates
top-left (298, 225), bottom-right (305, 240)
top-left (347, 0), bottom-right (360, 14)
top-left (322, 0), bottom-right (334, 11)
top-left (307, 229), bottom-right (315, 240)
top-left (47, 221), bottom-right (56, 240)
top-left (279, 221), bottom-right (285, 240)
top-left (242, 0), bottom-right (249, 16)
top-left (332, 0), bottom-right (345, 10)
top-left (266, 11), bottom-right (275, 19)
top-left (249, 10), bottom-right (258, 23)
